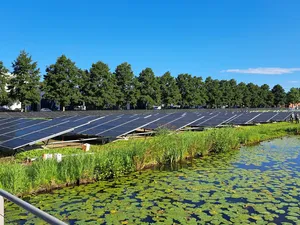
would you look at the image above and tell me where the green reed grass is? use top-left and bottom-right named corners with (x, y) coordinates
top-left (0, 122), bottom-right (299, 195)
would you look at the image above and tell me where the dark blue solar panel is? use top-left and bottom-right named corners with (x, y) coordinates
top-left (250, 112), bottom-right (277, 123)
top-left (271, 112), bottom-right (291, 122)
top-left (0, 138), bottom-right (32, 150)
top-left (0, 135), bottom-right (15, 142)
top-left (0, 119), bottom-right (36, 130)
top-left (0, 116), bottom-right (100, 149)
top-left (3, 120), bottom-right (69, 137)
top-left (143, 113), bottom-right (187, 130)
top-left (0, 120), bottom-right (47, 134)
top-left (0, 118), bottom-right (23, 126)
top-left (159, 113), bottom-right (203, 130)
top-left (98, 114), bottom-right (165, 137)
top-left (72, 115), bottom-right (119, 134)
top-left (197, 113), bottom-right (238, 127)
top-left (229, 112), bottom-right (260, 125)
top-left (79, 116), bottom-right (139, 136)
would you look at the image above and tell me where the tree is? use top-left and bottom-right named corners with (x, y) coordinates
top-left (176, 74), bottom-right (193, 108)
top-left (191, 76), bottom-right (207, 107)
top-left (8, 51), bottom-right (41, 111)
top-left (114, 62), bottom-right (138, 109)
top-left (247, 83), bottom-right (261, 107)
top-left (159, 71), bottom-right (181, 107)
top-left (205, 77), bottom-right (222, 108)
top-left (219, 79), bottom-right (236, 107)
top-left (137, 68), bottom-right (161, 109)
top-left (259, 84), bottom-right (274, 107)
top-left (43, 55), bottom-right (80, 111)
top-left (0, 61), bottom-right (11, 106)
top-left (234, 82), bottom-right (251, 107)
top-left (286, 87), bottom-right (300, 105)
top-left (84, 61), bottom-right (116, 109)
top-left (272, 84), bottom-right (286, 107)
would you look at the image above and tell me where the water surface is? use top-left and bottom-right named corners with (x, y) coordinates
top-left (6, 137), bottom-right (300, 224)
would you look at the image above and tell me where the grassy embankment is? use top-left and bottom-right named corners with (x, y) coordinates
top-left (0, 122), bottom-right (299, 195)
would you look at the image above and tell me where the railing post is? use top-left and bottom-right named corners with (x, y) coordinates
top-left (0, 195), bottom-right (4, 225)
top-left (0, 189), bottom-right (66, 225)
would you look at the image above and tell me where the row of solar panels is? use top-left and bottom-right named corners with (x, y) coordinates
top-left (0, 111), bottom-right (291, 151)
top-left (0, 108), bottom-right (288, 119)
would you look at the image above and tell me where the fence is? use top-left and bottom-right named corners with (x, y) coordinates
top-left (0, 189), bottom-right (66, 225)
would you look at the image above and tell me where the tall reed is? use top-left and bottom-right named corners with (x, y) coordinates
top-left (0, 122), bottom-right (298, 195)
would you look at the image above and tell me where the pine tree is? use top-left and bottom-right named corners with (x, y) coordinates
top-left (85, 61), bottom-right (116, 109)
top-left (137, 68), bottom-right (161, 109)
top-left (114, 62), bottom-right (137, 109)
top-left (8, 51), bottom-right (41, 111)
top-left (43, 55), bottom-right (80, 111)
top-left (204, 77), bottom-right (221, 108)
top-left (0, 61), bottom-right (11, 106)
top-left (159, 71), bottom-right (181, 107)
top-left (272, 84), bottom-right (286, 107)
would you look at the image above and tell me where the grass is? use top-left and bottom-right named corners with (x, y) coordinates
top-left (0, 122), bottom-right (299, 195)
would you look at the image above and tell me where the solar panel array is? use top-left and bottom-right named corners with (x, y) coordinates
top-left (0, 111), bottom-right (292, 151)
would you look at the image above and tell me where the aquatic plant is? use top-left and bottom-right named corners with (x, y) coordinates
top-left (0, 122), bottom-right (299, 195)
top-left (4, 137), bottom-right (300, 224)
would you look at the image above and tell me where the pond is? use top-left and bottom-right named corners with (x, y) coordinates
top-left (5, 137), bottom-right (300, 224)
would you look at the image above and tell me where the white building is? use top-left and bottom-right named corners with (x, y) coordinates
top-left (1, 73), bottom-right (22, 111)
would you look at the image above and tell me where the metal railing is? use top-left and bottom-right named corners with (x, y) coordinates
top-left (0, 189), bottom-right (67, 225)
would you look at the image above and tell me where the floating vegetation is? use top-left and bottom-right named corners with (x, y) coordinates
top-left (4, 136), bottom-right (300, 224)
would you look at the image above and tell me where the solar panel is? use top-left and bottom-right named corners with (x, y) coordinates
top-left (0, 116), bottom-right (102, 150)
top-left (271, 112), bottom-right (292, 122)
top-left (250, 112), bottom-right (278, 123)
top-left (0, 118), bottom-right (23, 126)
top-left (0, 119), bottom-right (47, 135)
top-left (0, 119), bottom-right (35, 130)
top-left (228, 112), bottom-right (261, 125)
top-left (191, 112), bottom-right (220, 126)
top-left (157, 112), bottom-right (204, 130)
top-left (82, 116), bottom-right (140, 136)
top-left (73, 115), bottom-right (126, 135)
top-left (98, 113), bottom-right (167, 137)
top-left (142, 113), bottom-right (186, 130)
top-left (196, 112), bottom-right (238, 127)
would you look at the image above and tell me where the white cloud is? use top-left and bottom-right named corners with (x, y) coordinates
top-left (221, 67), bottom-right (300, 75)
top-left (287, 80), bottom-right (299, 84)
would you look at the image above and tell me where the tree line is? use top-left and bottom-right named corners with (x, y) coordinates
top-left (0, 51), bottom-right (299, 111)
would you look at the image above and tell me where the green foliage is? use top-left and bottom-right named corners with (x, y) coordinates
top-left (3, 52), bottom-right (298, 110)
top-left (7, 51), bottom-right (41, 111)
top-left (237, 82), bottom-right (251, 107)
top-left (137, 68), bottom-right (161, 109)
top-left (286, 87), bottom-right (300, 105)
top-left (159, 71), bottom-right (181, 107)
top-left (1, 123), bottom-right (299, 195)
top-left (114, 62), bottom-right (138, 109)
top-left (247, 83), bottom-right (262, 108)
top-left (206, 128), bottom-right (240, 153)
top-left (176, 74), bottom-right (207, 107)
top-left (0, 61), bottom-right (11, 105)
top-left (4, 136), bottom-right (300, 224)
top-left (219, 79), bottom-right (236, 107)
top-left (272, 84), bottom-right (286, 107)
top-left (43, 55), bottom-right (81, 111)
top-left (84, 61), bottom-right (117, 109)
top-left (260, 84), bottom-right (274, 107)
top-left (205, 76), bottom-right (222, 108)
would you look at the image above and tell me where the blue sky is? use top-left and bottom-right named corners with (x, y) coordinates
top-left (1, 0), bottom-right (300, 90)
